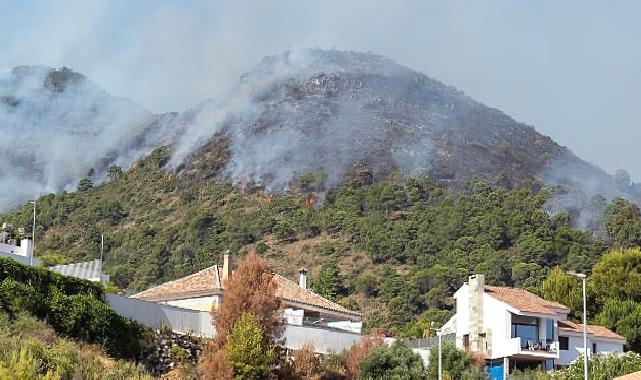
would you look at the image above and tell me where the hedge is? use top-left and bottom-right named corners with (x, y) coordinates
top-left (0, 258), bottom-right (150, 359)
top-left (0, 257), bottom-right (103, 299)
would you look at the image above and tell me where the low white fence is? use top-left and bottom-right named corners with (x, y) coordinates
top-left (402, 333), bottom-right (456, 349)
top-left (283, 324), bottom-right (363, 354)
top-left (106, 294), bottom-right (363, 353)
top-left (0, 251), bottom-right (41, 266)
top-left (106, 294), bottom-right (215, 337)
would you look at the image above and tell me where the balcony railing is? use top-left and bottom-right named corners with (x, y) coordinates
top-left (509, 337), bottom-right (558, 356)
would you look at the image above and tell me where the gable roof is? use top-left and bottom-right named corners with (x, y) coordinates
top-left (485, 285), bottom-right (570, 316)
top-left (131, 265), bottom-right (361, 318)
top-left (558, 320), bottom-right (626, 341)
top-left (131, 266), bottom-right (223, 301)
top-left (273, 274), bottom-right (361, 317)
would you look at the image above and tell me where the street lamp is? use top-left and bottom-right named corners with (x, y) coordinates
top-left (437, 328), bottom-right (443, 380)
top-left (429, 322), bottom-right (443, 380)
top-left (568, 271), bottom-right (588, 380)
top-left (29, 200), bottom-right (36, 266)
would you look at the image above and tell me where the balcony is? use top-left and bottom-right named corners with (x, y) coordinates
top-left (506, 337), bottom-right (559, 359)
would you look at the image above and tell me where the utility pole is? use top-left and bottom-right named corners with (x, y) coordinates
top-left (569, 272), bottom-right (588, 380)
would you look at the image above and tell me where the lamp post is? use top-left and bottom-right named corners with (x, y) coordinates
top-left (29, 200), bottom-right (36, 266)
top-left (568, 271), bottom-right (588, 380)
top-left (437, 327), bottom-right (443, 380)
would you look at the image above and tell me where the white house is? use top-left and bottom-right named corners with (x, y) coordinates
top-left (131, 253), bottom-right (363, 334)
top-left (446, 274), bottom-right (625, 380)
top-left (0, 224), bottom-right (39, 266)
top-left (1, 222), bottom-right (109, 283)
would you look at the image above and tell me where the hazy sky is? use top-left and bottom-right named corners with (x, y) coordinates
top-left (1, 0), bottom-right (640, 180)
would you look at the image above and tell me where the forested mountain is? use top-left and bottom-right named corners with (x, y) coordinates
top-left (3, 49), bottom-right (641, 336)
top-left (4, 146), bottom-right (641, 335)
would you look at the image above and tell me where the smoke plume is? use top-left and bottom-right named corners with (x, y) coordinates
top-left (0, 65), bottom-right (161, 210)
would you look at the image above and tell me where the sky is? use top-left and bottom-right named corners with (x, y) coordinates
top-left (1, 0), bottom-right (640, 180)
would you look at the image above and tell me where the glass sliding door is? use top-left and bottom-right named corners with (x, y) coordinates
top-left (511, 314), bottom-right (539, 349)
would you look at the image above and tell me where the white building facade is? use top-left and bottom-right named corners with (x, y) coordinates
top-left (446, 274), bottom-right (625, 380)
top-left (1, 223), bottom-right (108, 283)
top-left (0, 236), bottom-right (40, 266)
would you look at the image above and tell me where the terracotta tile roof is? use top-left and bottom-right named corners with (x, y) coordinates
top-left (131, 266), bottom-right (222, 301)
top-left (131, 266), bottom-right (361, 318)
top-left (485, 286), bottom-right (570, 316)
top-left (615, 371), bottom-right (641, 380)
top-left (273, 274), bottom-right (361, 318)
top-left (558, 320), bottom-right (626, 341)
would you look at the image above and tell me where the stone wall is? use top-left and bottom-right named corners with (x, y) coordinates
top-left (143, 330), bottom-right (205, 376)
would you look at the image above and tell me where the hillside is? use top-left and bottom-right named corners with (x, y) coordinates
top-left (0, 257), bottom-right (152, 378)
top-left (0, 312), bottom-right (150, 379)
top-left (6, 147), bottom-right (638, 330)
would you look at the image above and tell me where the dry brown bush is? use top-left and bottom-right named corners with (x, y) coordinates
top-left (344, 334), bottom-right (385, 380)
top-left (290, 343), bottom-right (322, 379)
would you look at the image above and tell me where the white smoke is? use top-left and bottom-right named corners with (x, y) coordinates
top-left (174, 49), bottom-right (441, 192)
top-left (0, 66), bottom-right (158, 210)
top-left (541, 154), bottom-right (641, 230)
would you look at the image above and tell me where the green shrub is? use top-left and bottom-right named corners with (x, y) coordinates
top-left (426, 342), bottom-right (471, 379)
top-left (0, 312), bottom-right (151, 379)
top-left (359, 341), bottom-right (426, 379)
top-left (46, 292), bottom-right (150, 358)
top-left (226, 312), bottom-right (276, 380)
top-left (255, 242), bottom-right (268, 254)
top-left (0, 278), bottom-right (47, 318)
top-left (556, 352), bottom-right (641, 379)
top-left (0, 257), bottom-right (103, 300)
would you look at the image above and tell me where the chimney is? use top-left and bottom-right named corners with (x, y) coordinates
top-left (222, 250), bottom-right (232, 282)
top-left (298, 267), bottom-right (308, 290)
top-left (468, 274), bottom-right (485, 353)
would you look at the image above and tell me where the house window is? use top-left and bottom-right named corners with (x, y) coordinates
top-left (545, 360), bottom-right (554, 371)
top-left (511, 315), bottom-right (539, 349)
top-left (546, 319), bottom-right (555, 344)
top-left (593, 342), bottom-right (597, 355)
top-left (559, 336), bottom-right (569, 350)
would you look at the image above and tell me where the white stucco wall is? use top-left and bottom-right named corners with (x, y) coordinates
top-left (108, 294), bottom-right (364, 353)
top-left (596, 340), bottom-right (625, 355)
top-left (455, 284), bottom-right (470, 348)
top-left (0, 242), bottom-right (22, 256)
top-left (484, 295), bottom-right (511, 359)
top-left (107, 294), bottom-right (215, 337)
top-left (282, 324), bottom-right (363, 353)
top-left (557, 334), bottom-right (624, 366)
top-left (163, 295), bottom-right (220, 312)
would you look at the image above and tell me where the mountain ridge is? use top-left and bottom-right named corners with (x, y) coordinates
top-left (1, 50), bottom-right (638, 212)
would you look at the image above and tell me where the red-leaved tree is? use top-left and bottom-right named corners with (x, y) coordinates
top-left (202, 253), bottom-right (282, 379)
